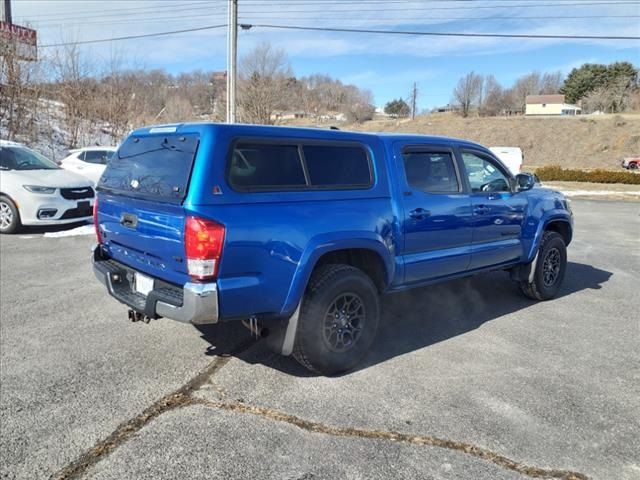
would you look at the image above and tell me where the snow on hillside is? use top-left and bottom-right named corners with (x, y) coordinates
top-left (0, 98), bottom-right (119, 161)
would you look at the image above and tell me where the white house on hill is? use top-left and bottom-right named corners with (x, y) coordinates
top-left (525, 94), bottom-right (581, 116)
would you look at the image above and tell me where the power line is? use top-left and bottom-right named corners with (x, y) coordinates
top-left (17, 1), bottom-right (219, 20)
top-left (234, 2), bottom-right (640, 11)
top-left (36, 20), bottom-right (640, 48)
top-left (237, 0), bottom-right (636, 3)
top-left (39, 24), bottom-right (227, 48)
top-left (238, 0), bottom-right (640, 7)
top-left (26, 4), bottom-right (224, 25)
top-left (36, 15), bottom-right (227, 29)
top-left (24, 0), bottom-right (640, 24)
top-left (241, 15), bottom-right (640, 20)
top-left (35, 13), bottom-right (639, 29)
top-left (246, 23), bottom-right (640, 40)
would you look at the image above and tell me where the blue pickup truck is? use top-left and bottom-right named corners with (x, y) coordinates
top-left (93, 123), bottom-right (573, 374)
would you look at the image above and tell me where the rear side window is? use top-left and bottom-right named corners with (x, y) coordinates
top-left (303, 145), bottom-right (370, 187)
top-left (83, 150), bottom-right (109, 164)
top-left (98, 134), bottom-right (199, 204)
top-left (229, 143), bottom-right (306, 189)
top-left (402, 151), bottom-right (459, 193)
top-left (228, 140), bottom-right (372, 191)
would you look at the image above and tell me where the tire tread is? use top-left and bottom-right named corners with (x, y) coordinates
top-left (292, 264), bottom-right (368, 374)
top-left (519, 231), bottom-right (564, 301)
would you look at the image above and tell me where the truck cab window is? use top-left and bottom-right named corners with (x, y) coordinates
top-left (461, 152), bottom-right (511, 193)
top-left (402, 151), bottom-right (459, 193)
top-left (229, 143), bottom-right (306, 189)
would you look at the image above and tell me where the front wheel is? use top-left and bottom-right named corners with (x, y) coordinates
top-left (0, 196), bottom-right (21, 234)
top-left (293, 264), bottom-right (380, 375)
top-left (629, 162), bottom-right (638, 170)
top-left (519, 231), bottom-right (567, 301)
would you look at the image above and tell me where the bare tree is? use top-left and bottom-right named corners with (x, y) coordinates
top-left (0, 40), bottom-right (43, 140)
top-left (583, 76), bottom-right (636, 113)
top-left (453, 72), bottom-right (483, 117)
top-left (238, 42), bottom-right (292, 124)
top-left (341, 86), bottom-right (375, 123)
top-left (50, 42), bottom-right (96, 147)
top-left (512, 72), bottom-right (542, 112)
top-left (99, 49), bottom-right (135, 139)
top-left (480, 75), bottom-right (506, 116)
top-left (541, 71), bottom-right (563, 94)
top-left (163, 96), bottom-right (195, 122)
top-left (582, 86), bottom-right (609, 113)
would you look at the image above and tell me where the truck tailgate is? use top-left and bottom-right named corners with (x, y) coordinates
top-left (100, 194), bottom-right (189, 286)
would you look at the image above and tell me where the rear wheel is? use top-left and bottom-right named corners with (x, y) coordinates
top-left (0, 196), bottom-right (21, 234)
top-left (519, 231), bottom-right (567, 300)
top-left (293, 264), bottom-right (380, 375)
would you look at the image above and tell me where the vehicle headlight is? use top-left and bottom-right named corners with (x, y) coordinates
top-left (23, 185), bottom-right (56, 194)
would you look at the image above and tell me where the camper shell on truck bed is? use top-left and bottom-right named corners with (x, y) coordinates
top-left (93, 123), bottom-right (573, 374)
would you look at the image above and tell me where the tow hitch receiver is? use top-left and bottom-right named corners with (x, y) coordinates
top-left (128, 309), bottom-right (152, 323)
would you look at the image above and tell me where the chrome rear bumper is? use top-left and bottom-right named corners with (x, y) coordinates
top-left (92, 245), bottom-right (219, 325)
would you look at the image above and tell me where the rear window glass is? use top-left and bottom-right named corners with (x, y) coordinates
top-left (98, 134), bottom-right (198, 203)
top-left (229, 143), bottom-right (306, 189)
top-left (228, 141), bottom-right (372, 191)
top-left (303, 145), bottom-right (371, 186)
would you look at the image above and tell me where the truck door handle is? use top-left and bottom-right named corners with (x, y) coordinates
top-left (409, 208), bottom-right (431, 219)
top-left (474, 205), bottom-right (490, 215)
top-left (120, 213), bottom-right (138, 229)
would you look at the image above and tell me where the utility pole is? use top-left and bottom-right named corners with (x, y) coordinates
top-left (3, 0), bottom-right (13, 23)
top-left (411, 82), bottom-right (418, 120)
top-left (226, 0), bottom-right (238, 123)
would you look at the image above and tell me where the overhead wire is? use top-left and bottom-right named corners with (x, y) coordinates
top-left (39, 24), bottom-right (227, 48)
top-left (25, 0), bottom-right (640, 24)
top-left (26, 0), bottom-right (639, 46)
top-left (34, 13), bottom-right (638, 29)
top-left (38, 21), bottom-right (640, 48)
top-left (16, 1), bottom-right (220, 20)
top-left (246, 22), bottom-right (640, 40)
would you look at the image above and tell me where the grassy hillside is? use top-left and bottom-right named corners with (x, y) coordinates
top-left (350, 113), bottom-right (640, 170)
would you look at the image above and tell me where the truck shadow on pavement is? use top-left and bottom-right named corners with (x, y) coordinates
top-left (194, 261), bottom-right (612, 377)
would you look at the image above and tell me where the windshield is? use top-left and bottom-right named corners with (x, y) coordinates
top-left (0, 146), bottom-right (60, 171)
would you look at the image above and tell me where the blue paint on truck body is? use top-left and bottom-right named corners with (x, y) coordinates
top-left (95, 123), bottom-right (573, 321)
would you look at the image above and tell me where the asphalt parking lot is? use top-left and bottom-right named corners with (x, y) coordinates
top-left (1, 199), bottom-right (638, 480)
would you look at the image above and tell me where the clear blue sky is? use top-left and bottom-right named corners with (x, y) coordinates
top-left (12, 0), bottom-right (640, 110)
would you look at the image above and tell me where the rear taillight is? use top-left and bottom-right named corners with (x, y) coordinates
top-left (185, 216), bottom-right (225, 280)
top-left (93, 198), bottom-right (102, 244)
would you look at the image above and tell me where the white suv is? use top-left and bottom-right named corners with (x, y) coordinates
top-left (60, 146), bottom-right (117, 185)
top-left (0, 140), bottom-right (95, 233)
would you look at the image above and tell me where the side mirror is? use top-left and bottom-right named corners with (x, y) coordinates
top-left (514, 173), bottom-right (535, 192)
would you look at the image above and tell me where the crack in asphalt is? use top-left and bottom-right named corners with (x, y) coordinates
top-left (50, 337), bottom-right (256, 480)
top-left (194, 398), bottom-right (591, 480)
top-left (50, 338), bottom-right (589, 480)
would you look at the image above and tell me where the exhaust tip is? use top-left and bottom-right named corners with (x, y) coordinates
top-left (241, 318), bottom-right (269, 338)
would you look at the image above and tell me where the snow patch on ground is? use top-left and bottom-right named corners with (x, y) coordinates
top-left (1, 98), bottom-right (119, 161)
top-left (43, 224), bottom-right (94, 238)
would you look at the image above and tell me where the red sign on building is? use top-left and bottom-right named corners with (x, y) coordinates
top-left (1, 21), bottom-right (37, 60)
